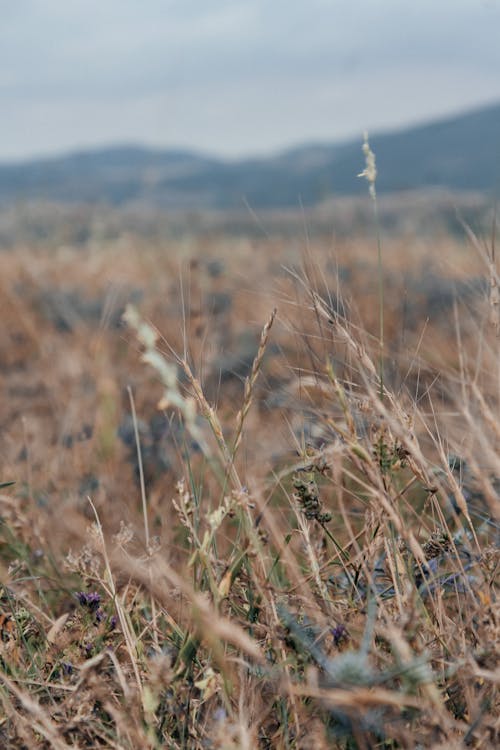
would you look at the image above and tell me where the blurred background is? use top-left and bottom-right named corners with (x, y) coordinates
top-left (1, 0), bottom-right (499, 221)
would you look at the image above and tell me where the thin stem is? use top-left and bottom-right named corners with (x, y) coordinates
top-left (373, 194), bottom-right (385, 401)
top-left (127, 385), bottom-right (149, 547)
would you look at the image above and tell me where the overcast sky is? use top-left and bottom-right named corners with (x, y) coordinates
top-left (1, 0), bottom-right (500, 161)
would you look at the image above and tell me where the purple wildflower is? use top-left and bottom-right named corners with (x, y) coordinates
top-left (332, 623), bottom-right (348, 647)
top-left (77, 591), bottom-right (101, 611)
top-left (62, 662), bottom-right (73, 676)
top-left (213, 707), bottom-right (227, 723)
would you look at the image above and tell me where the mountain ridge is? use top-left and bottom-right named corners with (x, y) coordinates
top-left (1, 101), bottom-right (499, 209)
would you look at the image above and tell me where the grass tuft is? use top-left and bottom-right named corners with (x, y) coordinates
top-left (0, 214), bottom-right (498, 748)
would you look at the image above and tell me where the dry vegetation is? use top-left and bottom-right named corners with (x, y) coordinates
top-left (0, 216), bottom-right (498, 748)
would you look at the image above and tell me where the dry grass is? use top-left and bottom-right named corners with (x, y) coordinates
top-left (0, 225), bottom-right (498, 749)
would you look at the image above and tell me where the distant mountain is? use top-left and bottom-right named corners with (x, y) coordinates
top-left (1, 102), bottom-right (499, 209)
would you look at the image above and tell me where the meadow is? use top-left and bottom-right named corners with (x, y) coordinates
top-left (0, 206), bottom-right (498, 748)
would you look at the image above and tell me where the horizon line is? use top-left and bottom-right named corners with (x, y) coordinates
top-left (1, 96), bottom-right (499, 169)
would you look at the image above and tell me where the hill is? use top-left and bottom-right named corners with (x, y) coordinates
top-left (1, 101), bottom-right (499, 209)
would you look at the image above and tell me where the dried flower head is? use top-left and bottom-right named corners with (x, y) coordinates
top-left (358, 131), bottom-right (377, 199)
top-left (293, 472), bottom-right (331, 524)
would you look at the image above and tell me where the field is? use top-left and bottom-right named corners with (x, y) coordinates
top-left (0, 208), bottom-right (498, 748)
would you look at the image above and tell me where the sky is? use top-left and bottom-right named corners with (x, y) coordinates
top-left (1, 0), bottom-right (500, 162)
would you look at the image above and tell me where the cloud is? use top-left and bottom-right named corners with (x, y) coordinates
top-left (1, 0), bottom-right (500, 158)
